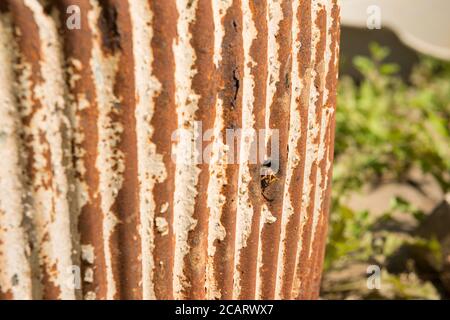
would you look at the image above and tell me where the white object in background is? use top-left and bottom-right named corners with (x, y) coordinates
top-left (340, 0), bottom-right (450, 61)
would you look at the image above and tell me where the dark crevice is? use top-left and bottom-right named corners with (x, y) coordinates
top-left (231, 68), bottom-right (240, 108)
top-left (40, 0), bottom-right (53, 15)
top-left (231, 19), bottom-right (238, 31)
top-left (0, 1), bottom-right (9, 13)
top-left (97, 0), bottom-right (121, 53)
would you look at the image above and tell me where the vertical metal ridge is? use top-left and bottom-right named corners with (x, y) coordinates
top-left (87, 0), bottom-right (123, 300)
top-left (103, 0), bottom-right (143, 300)
top-left (6, 0), bottom-right (77, 300)
top-left (182, 0), bottom-right (216, 299)
top-left (128, 0), bottom-right (163, 300)
top-left (291, 0), bottom-right (330, 299)
top-left (256, 0), bottom-right (293, 300)
top-left (207, 0), bottom-right (244, 300)
top-left (305, 0), bottom-right (341, 299)
top-left (206, 0), bottom-right (233, 300)
top-left (56, 0), bottom-right (108, 300)
top-left (172, 0), bottom-right (202, 299)
top-left (274, 0), bottom-right (310, 299)
top-left (297, 0), bottom-right (332, 299)
top-left (0, 12), bottom-right (33, 300)
top-left (148, 0), bottom-right (178, 300)
top-left (233, 0), bottom-right (267, 300)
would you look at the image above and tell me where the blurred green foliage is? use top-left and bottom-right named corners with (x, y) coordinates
top-left (324, 43), bottom-right (450, 299)
top-left (334, 43), bottom-right (450, 195)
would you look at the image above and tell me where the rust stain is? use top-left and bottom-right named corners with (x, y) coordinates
top-left (149, 0), bottom-right (178, 300)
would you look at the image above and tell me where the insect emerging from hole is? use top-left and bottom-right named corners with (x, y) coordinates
top-left (261, 159), bottom-right (279, 202)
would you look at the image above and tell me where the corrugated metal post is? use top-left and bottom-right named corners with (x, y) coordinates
top-left (0, 0), bottom-right (340, 300)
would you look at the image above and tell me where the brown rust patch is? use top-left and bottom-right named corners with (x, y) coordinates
top-left (149, 0), bottom-right (178, 300)
top-left (233, 0), bottom-right (268, 300)
top-left (55, 0), bottom-right (108, 300)
top-left (293, 4), bottom-right (327, 300)
top-left (182, 0), bottom-right (216, 299)
top-left (277, 0), bottom-right (312, 299)
top-left (106, 0), bottom-right (142, 300)
top-left (212, 0), bottom-right (244, 299)
top-left (7, 0), bottom-right (62, 300)
top-left (305, 0), bottom-right (341, 300)
top-left (257, 0), bottom-right (293, 299)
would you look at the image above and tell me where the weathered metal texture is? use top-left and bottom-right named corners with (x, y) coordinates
top-left (0, 0), bottom-right (340, 300)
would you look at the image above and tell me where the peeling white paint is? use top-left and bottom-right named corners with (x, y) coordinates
top-left (172, 0), bottom-right (201, 299)
top-left (89, 0), bottom-right (123, 300)
top-left (292, 0), bottom-right (323, 297)
top-left (212, 0), bottom-right (233, 68)
top-left (233, 0), bottom-right (258, 299)
top-left (205, 0), bottom-right (235, 301)
top-left (23, 0), bottom-right (76, 300)
top-left (255, 204), bottom-right (276, 298)
top-left (0, 13), bottom-right (32, 300)
top-left (274, 0), bottom-right (302, 299)
top-left (264, 0), bottom-right (284, 147)
top-left (155, 217), bottom-right (169, 236)
top-left (129, 0), bottom-right (165, 300)
top-left (309, 0), bottom-right (334, 257)
top-left (81, 244), bottom-right (95, 265)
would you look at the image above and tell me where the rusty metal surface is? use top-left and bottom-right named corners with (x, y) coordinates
top-left (0, 0), bottom-right (340, 300)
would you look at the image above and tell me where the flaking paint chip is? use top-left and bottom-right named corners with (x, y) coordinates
top-left (84, 267), bottom-right (94, 283)
top-left (84, 291), bottom-right (96, 300)
top-left (81, 244), bottom-right (95, 264)
top-left (160, 202), bottom-right (169, 213)
top-left (155, 217), bottom-right (169, 236)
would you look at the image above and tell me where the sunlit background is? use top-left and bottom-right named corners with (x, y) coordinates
top-left (321, 0), bottom-right (450, 299)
